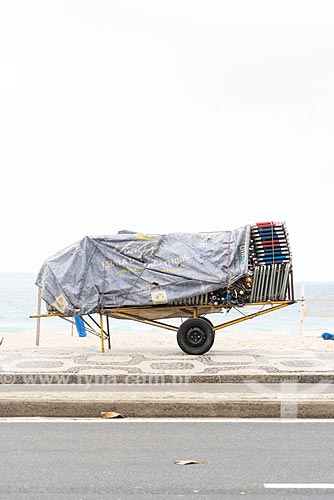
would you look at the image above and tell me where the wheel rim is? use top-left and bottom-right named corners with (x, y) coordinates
top-left (185, 327), bottom-right (206, 347)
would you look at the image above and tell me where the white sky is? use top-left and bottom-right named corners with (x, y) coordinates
top-left (0, 0), bottom-right (333, 281)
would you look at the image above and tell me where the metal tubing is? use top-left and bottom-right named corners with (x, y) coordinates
top-left (280, 263), bottom-right (290, 300)
top-left (250, 266), bottom-right (259, 303)
top-left (213, 302), bottom-right (292, 331)
top-left (30, 313), bottom-right (64, 318)
top-left (100, 313), bottom-right (105, 353)
top-left (73, 316), bottom-right (103, 337)
top-left (87, 314), bottom-right (108, 339)
top-left (268, 264), bottom-right (275, 301)
top-left (290, 269), bottom-right (295, 301)
top-left (273, 264), bottom-right (280, 300)
top-left (109, 311), bottom-right (178, 332)
top-left (106, 316), bottom-right (111, 349)
top-left (258, 266), bottom-right (265, 302)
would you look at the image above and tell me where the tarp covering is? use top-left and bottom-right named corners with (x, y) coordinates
top-left (36, 227), bottom-right (251, 316)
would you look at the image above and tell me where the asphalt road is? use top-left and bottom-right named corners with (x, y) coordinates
top-left (1, 419), bottom-right (334, 499)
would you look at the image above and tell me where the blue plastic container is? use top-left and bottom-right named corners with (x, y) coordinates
top-left (322, 332), bottom-right (334, 340)
top-left (74, 316), bottom-right (87, 337)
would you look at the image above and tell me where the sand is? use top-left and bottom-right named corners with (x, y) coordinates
top-left (0, 328), bottom-right (331, 353)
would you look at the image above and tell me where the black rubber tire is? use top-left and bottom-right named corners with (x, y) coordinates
top-left (200, 316), bottom-right (213, 327)
top-left (177, 318), bottom-right (215, 355)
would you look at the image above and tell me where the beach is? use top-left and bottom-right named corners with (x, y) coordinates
top-left (0, 328), bottom-right (331, 352)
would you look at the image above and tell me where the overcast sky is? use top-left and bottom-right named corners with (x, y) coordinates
top-left (0, 0), bottom-right (333, 281)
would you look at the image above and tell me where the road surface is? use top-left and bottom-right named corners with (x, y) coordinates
top-left (1, 419), bottom-right (334, 499)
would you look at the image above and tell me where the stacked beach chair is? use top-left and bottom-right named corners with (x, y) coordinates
top-left (174, 221), bottom-right (293, 308)
top-left (249, 221), bottom-right (292, 303)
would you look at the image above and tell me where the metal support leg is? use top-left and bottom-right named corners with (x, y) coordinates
top-left (100, 313), bottom-right (105, 353)
top-left (106, 316), bottom-right (111, 350)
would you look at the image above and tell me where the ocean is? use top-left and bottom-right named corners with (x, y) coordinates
top-left (0, 273), bottom-right (333, 337)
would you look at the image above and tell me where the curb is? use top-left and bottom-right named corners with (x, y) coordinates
top-left (1, 397), bottom-right (334, 418)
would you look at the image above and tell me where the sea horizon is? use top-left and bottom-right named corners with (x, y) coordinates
top-left (1, 272), bottom-right (334, 336)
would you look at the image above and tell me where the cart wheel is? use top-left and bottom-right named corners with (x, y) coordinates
top-left (177, 318), bottom-right (215, 355)
top-left (200, 316), bottom-right (213, 327)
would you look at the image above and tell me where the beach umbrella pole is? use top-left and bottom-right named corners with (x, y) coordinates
top-left (35, 287), bottom-right (42, 346)
top-left (299, 282), bottom-right (305, 335)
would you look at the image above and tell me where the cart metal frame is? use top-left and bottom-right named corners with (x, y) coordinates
top-left (31, 299), bottom-right (296, 353)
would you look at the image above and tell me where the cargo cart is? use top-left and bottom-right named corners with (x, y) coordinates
top-left (32, 222), bottom-right (295, 354)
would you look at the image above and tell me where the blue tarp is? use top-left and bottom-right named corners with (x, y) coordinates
top-left (36, 227), bottom-right (250, 316)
